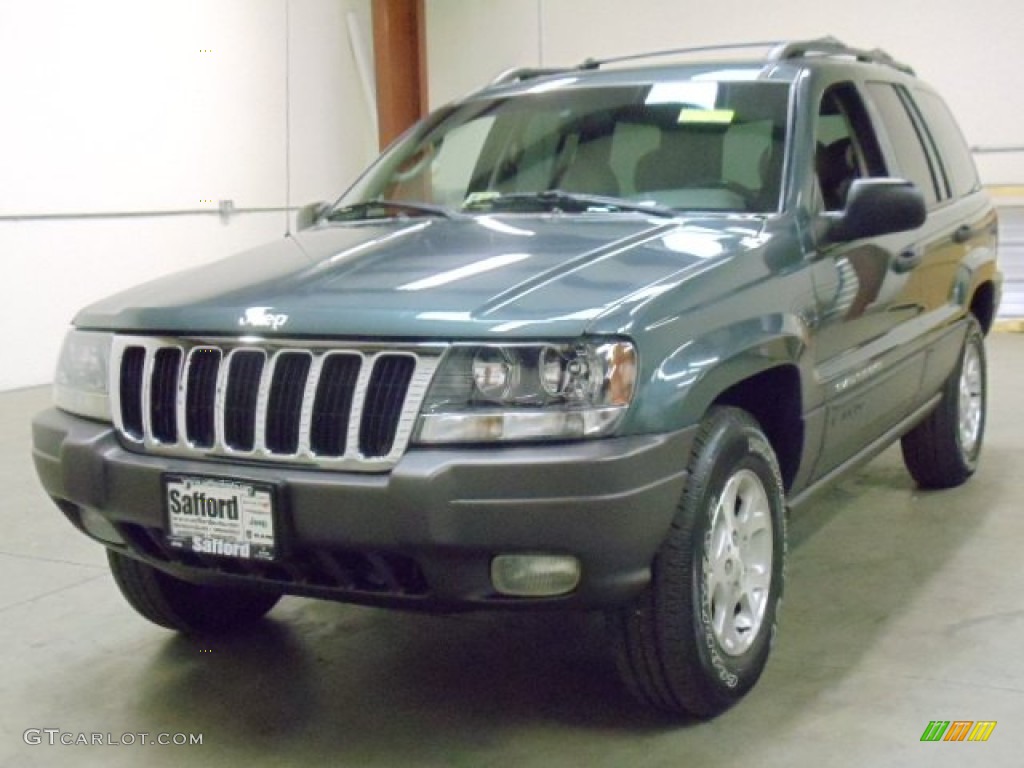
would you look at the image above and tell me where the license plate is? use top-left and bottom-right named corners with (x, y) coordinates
top-left (164, 475), bottom-right (277, 561)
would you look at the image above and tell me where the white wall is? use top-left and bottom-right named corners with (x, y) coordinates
top-left (426, 0), bottom-right (1023, 184)
top-left (0, 0), bottom-right (376, 391)
top-left (426, 0), bottom-right (542, 106)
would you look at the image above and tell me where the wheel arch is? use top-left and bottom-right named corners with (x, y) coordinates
top-left (969, 280), bottom-right (998, 335)
top-left (711, 365), bottom-right (804, 492)
top-left (627, 324), bottom-right (807, 492)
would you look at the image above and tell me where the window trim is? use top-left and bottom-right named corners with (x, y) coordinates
top-left (908, 86), bottom-right (982, 199)
top-left (813, 81), bottom-right (888, 212)
top-left (894, 85), bottom-right (952, 202)
top-left (863, 80), bottom-right (945, 209)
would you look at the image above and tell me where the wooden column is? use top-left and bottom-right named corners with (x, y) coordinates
top-left (372, 0), bottom-right (427, 150)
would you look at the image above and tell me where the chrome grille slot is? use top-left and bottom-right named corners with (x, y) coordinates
top-left (360, 355), bottom-right (416, 457)
top-left (265, 352), bottom-right (312, 454)
top-left (119, 347), bottom-right (146, 440)
top-left (223, 350), bottom-right (265, 451)
top-left (185, 348), bottom-right (221, 448)
top-left (310, 354), bottom-right (362, 457)
top-left (111, 337), bottom-right (444, 471)
top-left (150, 348), bottom-right (182, 443)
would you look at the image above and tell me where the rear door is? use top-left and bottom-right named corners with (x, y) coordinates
top-left (865, 82), bottom-right (997, 406)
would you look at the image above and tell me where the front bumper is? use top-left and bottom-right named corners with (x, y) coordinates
top-left (32, 408), bottom-right (694, 610)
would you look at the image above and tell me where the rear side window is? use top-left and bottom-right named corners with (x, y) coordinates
top-left (865, 82), bottom-right (940, 207)
top-left (910, 89), bottom-right (980, 198)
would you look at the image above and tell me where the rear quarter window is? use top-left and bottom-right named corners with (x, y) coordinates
top-left (865, 82), bottom-right (941, 207)
top-left (910, 88), bottom-right (981, 198)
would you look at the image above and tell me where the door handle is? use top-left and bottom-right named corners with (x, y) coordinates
top-left (892, 247), bottom-right (922, 274)
top-left (952, 224), bottom-right (973, 243)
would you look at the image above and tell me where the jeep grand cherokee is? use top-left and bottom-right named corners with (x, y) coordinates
top-left (32, 38), bottom-right (1000, 718)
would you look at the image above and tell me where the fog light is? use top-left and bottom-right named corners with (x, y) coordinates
top-left (491, 554), bottom-right (580, 597)
top-left (81, 508), bottom-right (125, 545)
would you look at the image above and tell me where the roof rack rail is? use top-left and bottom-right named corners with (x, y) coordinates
top-left (489, 66), bottom-right (581, 86)
top-left (576, 40), bottom-right (784, 71)
top-left (768, 36), bottom-right (915, 75)
top-left (486, 36), bottom-right (914, 88)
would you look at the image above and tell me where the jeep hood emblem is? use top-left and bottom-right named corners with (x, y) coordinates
top-left (238, 306), bottom-right (289, 330)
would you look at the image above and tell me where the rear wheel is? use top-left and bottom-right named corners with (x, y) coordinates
top-left (611, 407), bottom-right (786, 718)
top-left (901, 317), bottom-right (986, 489)
top-left (107, 550), bottom-right (281, 634)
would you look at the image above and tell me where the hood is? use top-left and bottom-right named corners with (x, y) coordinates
top-left (76, 214), bottom-right (767, 339)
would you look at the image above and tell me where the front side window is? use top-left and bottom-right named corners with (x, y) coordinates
top-left (814, 83), bottom-right (888, 211)
top-left (339, 80), bottom-right (791, 216)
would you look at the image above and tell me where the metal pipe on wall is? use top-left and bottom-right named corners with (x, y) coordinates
top-left (0, 205), bottom-right (293, 224)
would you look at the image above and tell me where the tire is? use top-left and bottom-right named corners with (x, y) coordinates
top-left (611, 407), bottom-right (786, 719)
top-left (901, 316), bottom-right (986, 489)
top-left (107, 550), bottom-right (282, 635)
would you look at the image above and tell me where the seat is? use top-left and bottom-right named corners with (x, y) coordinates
top-left (816, 138), bottom-right (858, 210)
top-left (559, 136), bottom-right (620, 197)
top-left (754, 143), bottom-right (784, 212)
top-left (634, 127), bottom-right (720, 193)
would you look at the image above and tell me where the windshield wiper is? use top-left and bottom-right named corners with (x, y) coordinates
top-left (326, 199), bottom-right (458, 221)
top-left (462, 190), bottom-right (678, 219)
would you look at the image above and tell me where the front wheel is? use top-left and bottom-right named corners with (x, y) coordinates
top-left (901, 316), bottom-right (987, 489)
top-left (107, 550), bottom-right (282, 635)
top-left (611, 407), bottom-right (786, 719)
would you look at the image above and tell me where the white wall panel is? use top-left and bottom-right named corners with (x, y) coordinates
top-left (426, 0), bottom-right (541, 108)
top-left (0, 0), bottom-right (375, 390)
top-left (0, 1), bottom-right (287, 214)
top-left (289, 0), bottom-right (377, 205)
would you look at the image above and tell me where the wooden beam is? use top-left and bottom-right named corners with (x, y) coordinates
top-left (372, 0), bottom-right (427, 150)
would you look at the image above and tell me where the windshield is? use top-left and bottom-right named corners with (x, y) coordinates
top-left (339, 79), bottom-right (790, 216)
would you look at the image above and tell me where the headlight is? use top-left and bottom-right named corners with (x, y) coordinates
top-left (415, 340), bottom-right (637, 443)
top-left (54, 330), bottom-right (113, 422)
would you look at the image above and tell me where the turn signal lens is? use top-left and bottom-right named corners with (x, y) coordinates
top-left (54, 330), bottom-right (113, 422)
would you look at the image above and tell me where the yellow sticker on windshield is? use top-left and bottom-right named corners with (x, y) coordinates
top-left (678, 108), bottom-right (735, 124)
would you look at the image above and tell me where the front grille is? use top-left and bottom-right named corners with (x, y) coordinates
top-left (111, 336), bottom-right (443, 471)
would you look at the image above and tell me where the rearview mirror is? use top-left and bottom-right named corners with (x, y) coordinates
top-left (825, 179), bottom-right (925, 243)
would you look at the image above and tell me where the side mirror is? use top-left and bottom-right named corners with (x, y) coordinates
top-left (295, 201), bottom-right (328, 231)
top-left (825, 179), bottom-right (926, 243)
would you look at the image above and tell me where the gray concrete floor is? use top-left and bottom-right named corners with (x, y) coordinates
top-left (2, 334), bottom-right (1023, 768)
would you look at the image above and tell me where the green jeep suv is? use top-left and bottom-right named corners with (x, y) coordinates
top-left (33, 38), bottom-right (1000, 718)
